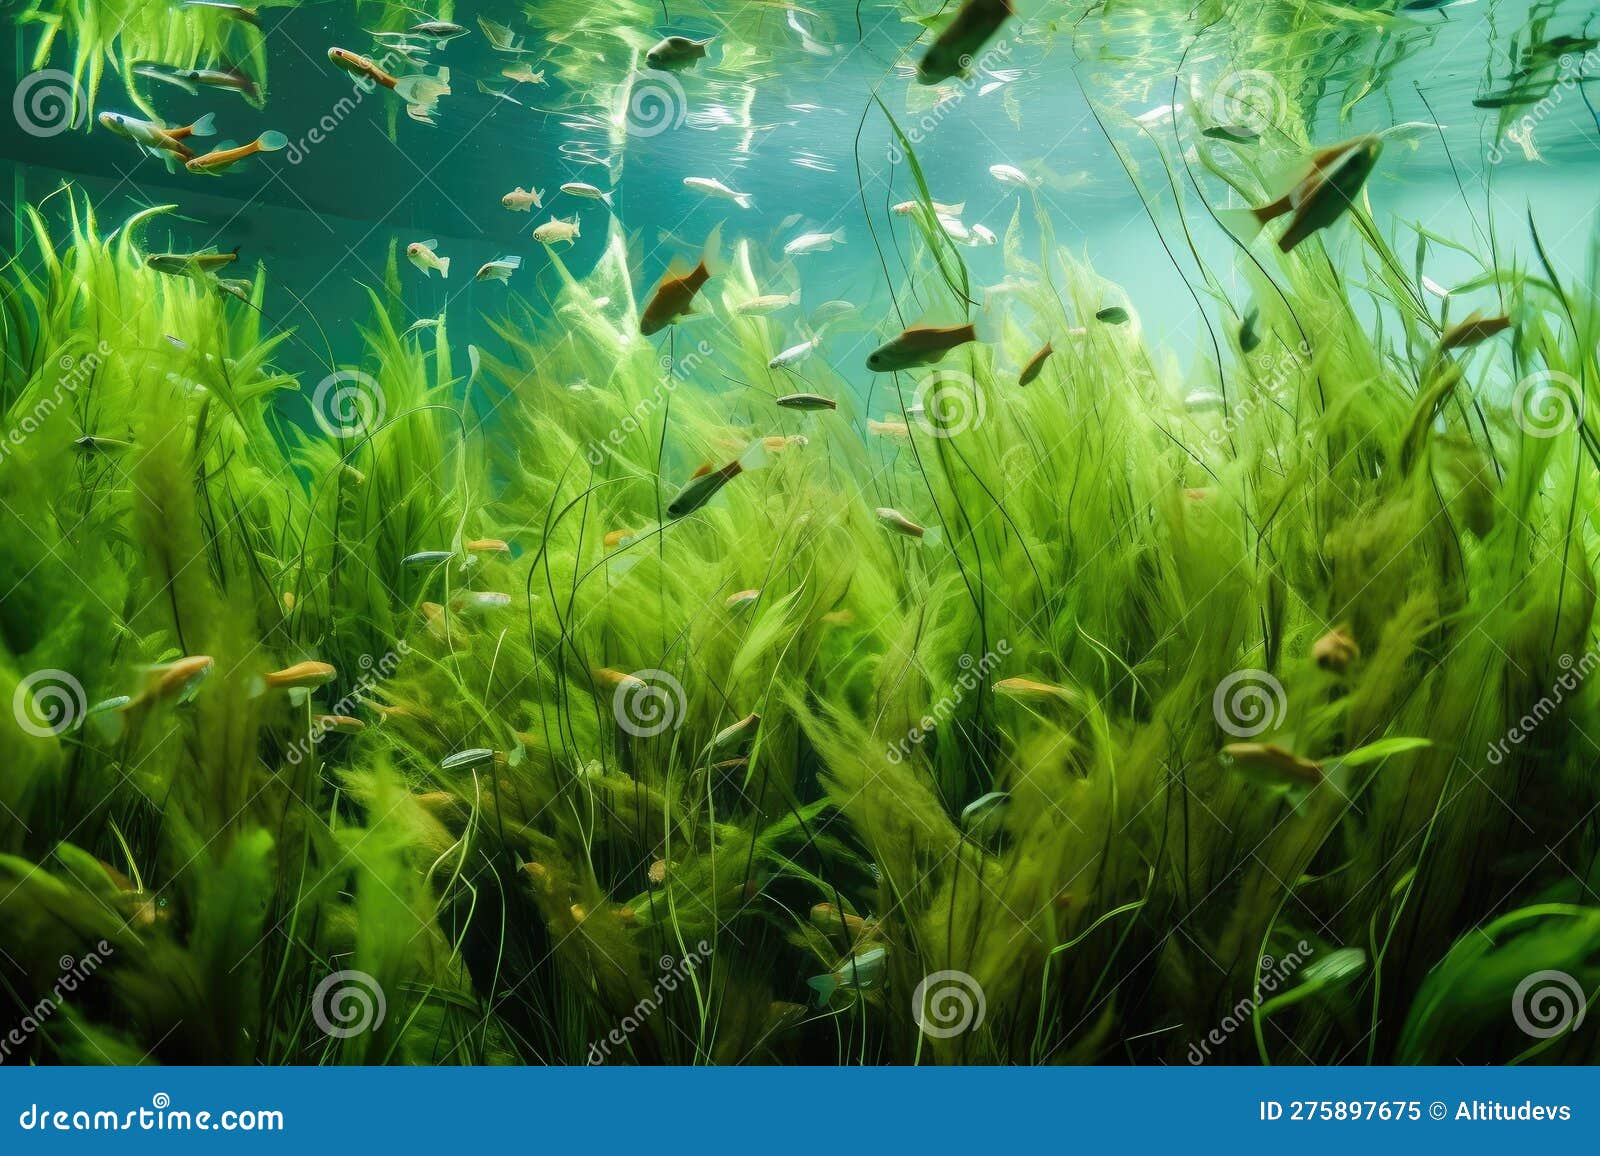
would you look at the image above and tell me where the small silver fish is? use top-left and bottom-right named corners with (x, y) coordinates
top-left (475, 255), bottom-right (522, 283)
top-left (784, 228), bottom-right (845, 255)
top-left (560, 181), bottom-right (613, 206)
top-left (683, 176), bottom-right (752, 208)
top-left (768, 332), bottom-right (824, 369)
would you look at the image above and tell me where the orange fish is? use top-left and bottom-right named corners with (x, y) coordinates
top-left (258, 660), bottom-right (336, 691)
top-left (993, 676), bottom-right (1080, 706)
top-left (142, 655), bottom-right (216, 704)
top-left (185, 131), bottom-right (286, 173)
top-left (1440, 311), bottom-right (1511, 350)
top-left (1228, 135), bottom-right (1382, 253)
top-left (1222, 742), bottom-right (1323, 789)
top-left (666, 441), bottom-right (769, 518)
top-left (327, 47), bottom-right (400, 88)
top-left (640, 224), bottom-right (721, 336)
top-left (1312, 627), bottom-right (1360, 673)
top-left (810, 902), bottom-right (873, 939)
top-left (84, 655), bottom-right (215, 740)
top-left (866, 323), bottom-right (980, 372)
top-left (1018, 340), bottom-right (1054, 386)
top-left (592, 668), bottom-right (645, 691)
top-left (314, 714), bottom-right (365, 735)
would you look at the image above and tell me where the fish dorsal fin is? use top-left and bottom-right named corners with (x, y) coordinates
top-left (420, 238), bottom-right (437, 248)
top-left (1256, 151), bottom-right (1317, 197)
top-left (690, 462), bottom-right (715, 479)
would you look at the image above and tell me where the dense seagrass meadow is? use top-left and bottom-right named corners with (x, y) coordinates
top-left (1, 0), bottom-right (1599, 1065)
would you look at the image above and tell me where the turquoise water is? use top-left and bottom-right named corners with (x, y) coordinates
top-left (7, 0), bottom-right (1596, 391)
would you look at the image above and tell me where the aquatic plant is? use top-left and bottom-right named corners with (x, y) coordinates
top-left (20, 0), bottom-right (272, 121)
top-left (3, 0), bottom-right (1600, 1068)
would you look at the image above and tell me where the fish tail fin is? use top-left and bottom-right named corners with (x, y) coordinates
top-left (601, 190), bottom-right (614, 207)
top-left (787, 289), bottom-right (802, 305)
top-left (830, 226), bottom-right (847, 245)
top-left (921, 526), bottom-right (944, 548)
top-left (437, 255), bottom-right (451, 279)
top-left (190, 112), bottom-right (217, 137)
top-left (806, 973), bottom-right (839, 1007)
top-left (738, 439), bottom-right (771, 474)
top-left (393, 70), bottom-right (451, 106)
top-left (572, 216), bottom-right (581, 239)
top-left (734, 192), bottom-right (754, 209)
top-left (1317, 760), bottom-right (1354, 808)
top-left (86, 704), bottom-right (129, 743)
top-left (248, 675), bottom-right (266, 699)
top-left (971, 292), bottom-right (1001, 344)
top-left (700, 221), bottom-right (725, 279)
top-left (255, 130), bottom-right (287, 153)
top-left (1216, 206), bottom-right (1266, 241)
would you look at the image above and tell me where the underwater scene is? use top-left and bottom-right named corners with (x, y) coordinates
top-left (0, 0), bottom-right (1598, 1068)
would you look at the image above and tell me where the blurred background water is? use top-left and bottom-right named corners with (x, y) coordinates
top-left (3, 0), bottom-right (1597, 388)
